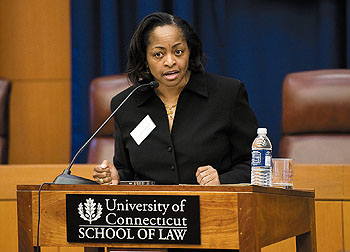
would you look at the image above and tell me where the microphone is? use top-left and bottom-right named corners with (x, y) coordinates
top-left (53, 80), bottom-right (159, 184)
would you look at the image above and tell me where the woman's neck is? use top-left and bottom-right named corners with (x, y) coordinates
top-left (155, 85), bottom-right (183, 105)
top-left (155, 71), bottom-right (191, 105)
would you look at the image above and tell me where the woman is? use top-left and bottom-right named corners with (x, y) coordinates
top-left (93, 12), bottom-right (258, 186)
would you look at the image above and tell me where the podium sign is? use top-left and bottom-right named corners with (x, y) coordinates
top-left (66, 194), bottom-right (200, 244)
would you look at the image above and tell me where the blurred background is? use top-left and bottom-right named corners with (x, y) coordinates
top-left (0, 0), bottom-right (349, 164)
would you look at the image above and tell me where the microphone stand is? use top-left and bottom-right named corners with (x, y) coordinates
top-left (53, 81), bottom-right (158, 184)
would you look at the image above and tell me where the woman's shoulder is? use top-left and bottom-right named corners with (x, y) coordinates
top-left (203, 72), bottom-right (243, 90)
top-left (110, 85), bottom-right (135, 109)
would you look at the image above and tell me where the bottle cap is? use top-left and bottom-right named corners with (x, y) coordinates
top-left (257, 128), bottom-right (267, 135)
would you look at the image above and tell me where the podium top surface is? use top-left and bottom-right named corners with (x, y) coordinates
top-left (17, 184), bottom-right (314, 198)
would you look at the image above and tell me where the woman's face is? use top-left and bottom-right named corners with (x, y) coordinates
top-left (146, 25), bottom-right (190, 89)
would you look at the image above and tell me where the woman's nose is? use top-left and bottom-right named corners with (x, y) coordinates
top-left (164, 54), bottom-right (175, 67)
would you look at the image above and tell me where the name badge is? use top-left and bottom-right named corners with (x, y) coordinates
top-left (130, 115), bottom-right (156, 145)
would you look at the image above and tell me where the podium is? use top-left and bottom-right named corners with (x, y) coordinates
top-left (17, 184), bottom-right (316, 252)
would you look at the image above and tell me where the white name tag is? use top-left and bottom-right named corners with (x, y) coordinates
top-left (130, 115), bottom-right (156, 145)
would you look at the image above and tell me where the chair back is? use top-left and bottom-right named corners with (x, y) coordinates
top-left (279, 69), bottom-right (350, 164)
top-left (87, 75), bottom-right (131, 163)
top-left (0, 79), bottom-right (11, 164)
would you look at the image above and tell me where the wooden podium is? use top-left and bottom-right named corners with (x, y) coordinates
top-left (17, 184), bottom-right (316, 252)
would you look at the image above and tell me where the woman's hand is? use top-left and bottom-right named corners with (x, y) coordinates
top-left (93, 160), bottom-right (120, 185)
top-left (196, 165), bottom-right (221, 186)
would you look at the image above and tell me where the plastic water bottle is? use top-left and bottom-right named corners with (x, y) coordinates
top-left (251, 128), bottom-right (272, 186)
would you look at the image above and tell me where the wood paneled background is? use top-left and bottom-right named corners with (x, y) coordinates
top-left (0, 1), bottom-right (349, 252)
top-left (0, 0), bottom-right (71, 164)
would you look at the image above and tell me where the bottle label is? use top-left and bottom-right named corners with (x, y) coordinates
top-left (252, 149), bottom-right (272, 167)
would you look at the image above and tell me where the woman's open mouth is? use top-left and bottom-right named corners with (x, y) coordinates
top-left (163, 70), bottom-right (179, 81)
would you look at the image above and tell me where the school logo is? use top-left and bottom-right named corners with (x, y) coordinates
top-left (78, 198), bottom-right (103, 224)
top-left (67, 194), bottom-right (200, 244)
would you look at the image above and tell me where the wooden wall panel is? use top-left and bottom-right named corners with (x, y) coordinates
top-left (0, 0), bottom-right (71, 164)
top-left (315, 201), bottom-right (343, 252)
top-left (294, 164), bottom-right (344, 200)
top-left (9, 80), bottom-right (71, 163)
top-left (0, 201), bottom-right (18, 251)
top-left (344, 201), bottom-right (350, 250)
top-left (0, 0), bottom-right (70, 79)
top-left (343, 166), bottom-right (350, 199)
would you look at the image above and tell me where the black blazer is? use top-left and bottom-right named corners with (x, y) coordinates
top-left (111, 71), bottom-right (258, 184)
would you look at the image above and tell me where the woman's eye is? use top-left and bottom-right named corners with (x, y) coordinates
top-left (154, 52), bottom-right (163, 58)
top-left (175, 49), bottom-right (183, 56)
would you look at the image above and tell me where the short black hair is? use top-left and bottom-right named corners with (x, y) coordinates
top-left (126, 12), bottom-right (206, 85)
